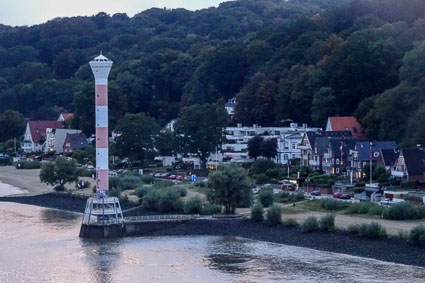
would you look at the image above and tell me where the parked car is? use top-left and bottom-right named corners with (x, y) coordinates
top-left (380, 198), bottom-right (392, 206)
top-left (359, 196), bottom-right (370, 202)
top-left (169, 175), bottom-right (176, 180)
top-left (154, 173), bottom-right (162, 178)
top-left (340, 194), bottom-right (351, 200)
top-left (333, 192), bottom-right (342, 199)
top-left (311, 190), bottom-right (321, 196)
top-left (281, 180), bottom-right (296, 191)
top-left (176, 175), bottom-right (184, 181)
top-left (160, 173), bottom-right (168, 178)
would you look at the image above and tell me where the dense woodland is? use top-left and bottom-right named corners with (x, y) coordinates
top-left (1, 0), bottom-right (425, 146)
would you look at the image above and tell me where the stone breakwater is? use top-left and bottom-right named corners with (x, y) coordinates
top-left (1, 193), bottom-right (425, 268)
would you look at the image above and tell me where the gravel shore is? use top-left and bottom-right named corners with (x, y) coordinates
top-left (1, 193), bottom-right (425, 268)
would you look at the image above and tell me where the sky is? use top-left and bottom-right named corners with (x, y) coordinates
top-left (0, 0), bottom-right (231, 27)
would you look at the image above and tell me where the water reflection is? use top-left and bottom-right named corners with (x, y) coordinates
top-left (80, 239), bottom-right (122, 283)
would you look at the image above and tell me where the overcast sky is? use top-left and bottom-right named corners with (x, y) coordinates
top-left (0, 0), bottom-right (231, 27)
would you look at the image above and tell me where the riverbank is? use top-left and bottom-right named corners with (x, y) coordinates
top-left (0, 166), bottom-right (53, 194)
top-left (138, 219), bottom-right (425, 268)
top-left (1, 193), bottom-right (425, 268)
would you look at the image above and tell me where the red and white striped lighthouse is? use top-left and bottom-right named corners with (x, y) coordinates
top-left (90, 53), bottom-right (113, 198)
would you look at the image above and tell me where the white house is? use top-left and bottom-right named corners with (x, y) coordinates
top-left (225, 98), bottom-right (237, 118)
top-left (22, 121), bottom-right (64, 153)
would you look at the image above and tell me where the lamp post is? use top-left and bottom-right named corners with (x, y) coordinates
top-left (369, 141), bottom-right (373, 185)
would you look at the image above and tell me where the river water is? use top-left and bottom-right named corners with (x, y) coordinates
top-left (0, 202), bottom-right (425, 283)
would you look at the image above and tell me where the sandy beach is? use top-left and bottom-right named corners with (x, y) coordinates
top-left (0, 166), bottom-right (53, 195)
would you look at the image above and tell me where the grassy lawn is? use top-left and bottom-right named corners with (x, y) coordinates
top-left (282, 200), bottom-right (322, 214)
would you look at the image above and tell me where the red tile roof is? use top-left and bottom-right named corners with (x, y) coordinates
top-left (60, 113), bottom-right (74, 121)
top-left (29, 121), bottom-right (64, 143)
top-left (328, 117), bottom-right (363, 138)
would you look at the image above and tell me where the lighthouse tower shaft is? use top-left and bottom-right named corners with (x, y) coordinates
top-left (89, 54), bottom-right (113, 197)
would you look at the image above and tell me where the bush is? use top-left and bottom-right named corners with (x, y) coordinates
top-left (120, 176), bottom-right (141, 191)
top-left (251, 203), bottom-right (264, 222)
top-left (275, 191), bottom-right (289, 202)
top-left (109, 176), bottom-right (123, 189)
top-left (301, 216), bottom-right (319, 233)
top-left (16, 161), bottom-right (41, 169)
top-left (256, 173), bottom-right (269, 185)
top-left (77, 168), bottom-right (95, 177)
top-left (176, 186), bottom-right (188, 197)
top-left (157, 189), bottom-right (183, 212)
top-left (290, 191), bottom-right (305, 202)
top-left (321, 199), bottom-right (347, 211)
top-left (265, 204), bottom-right (282, 226)
top-left (142, 189), bottom-right (160, 210)
top-left (250, 159), bottom-right (275, 175)
top-left (319, 214), bottom-right (335, 232)
top-left (383, 202), bottom-right (421, 220)
top-left (409, 225), bottom-right (425, 246)
top-left (258, 189), bottom-right (274, 207)
top-left (154, 180), bottom-right (174, 188)
top-left (347, 222), bottom-right (387, 239)
top-left (282, 218), bottom-right (298, 227)
top-left (184, 196), bottom-right (203, 214)
top-left (141, 175), bottom-right (155, 184)
top-left (346, 202), bottom-right (384, 216)
top-left (201, 203), bottom-right (222, 215)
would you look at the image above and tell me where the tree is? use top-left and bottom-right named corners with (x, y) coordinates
top-left (261, 138), bottom-right (277, 160)
top-left (0, 110), bottom-right (26, 142)
top-left (209, 165), bottom-right (252, 214)
top-left (156, 129), bottom-right (176, 156)
top-left (39, 157), bottom-right (79, 191)
top-left (114, 113), bottom-right (160, 165)
top-left (311, 87), bottom-right (339, 127)
top-left (174, 104), bottom-right (227, 168)
top-left (248, 135), bottom-right (263, 160)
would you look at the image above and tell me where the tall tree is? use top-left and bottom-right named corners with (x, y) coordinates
top-left (0, 110), bottom-right (26, 142)
top-left (261, 138), bottom-right (278, 160)
top-left (39, 157), bottom-right (79, 191)
top-left (114, 113), bottom-right (160, 165)
top-left (248, 135), bottom-right (263, 160)
top-left (174, 104), bottom-right (227, 168)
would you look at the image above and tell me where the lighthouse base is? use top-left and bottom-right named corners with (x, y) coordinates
top-left (79, 196), bottom-right (124, 238)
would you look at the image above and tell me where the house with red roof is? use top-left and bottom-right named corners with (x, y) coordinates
top-left (326, 116), bottom-right (363, 138)
top-left (22, 121), bottom-right (64, 152)
top-left (57, 113), bottom-right (74, 122)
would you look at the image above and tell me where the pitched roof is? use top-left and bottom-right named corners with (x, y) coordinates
top-left (29, 121), bottom-right (64, 143)
top-left (65, 133), bottom-right (88, 149)
top-left (306, 131), bottom-right (352, 149)
top-left (402, 148), bottom-right (425, 177)
top-left (329, 138), bottom-right (359, 156)
top-left (314, 137), bottom-right (334, 156)
top-left (355, 141), bottom-right (397, 161)
top-left (381, 149), bottom-right (399, 167)
top-left (327, 117), bottom-right (363, 138)
top-left (61, 113), bottom-right (74, 121)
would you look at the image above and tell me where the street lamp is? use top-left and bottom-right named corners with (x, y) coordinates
top-left (369, 141), bottom-right (373, 185)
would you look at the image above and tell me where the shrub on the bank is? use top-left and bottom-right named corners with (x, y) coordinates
top-left (142, 189), bottom-right (159, 210)
top-left (301, 216), bottom-right (319, 233)
top-left (109, 176), bottom-right (123, 189)
top-left (154, 180), bottom-right (174, 188)
top-left (16, 160), bottom-right (41, 169)
top-left (120, 176), bottom-right (141, 191)
top-left (282, 218), bottom-right (298, 227)
top-left (383, 202), bottom-right (423, 220)
top-left (258, 189), bottom-right (274, 207)
top-left (255, 173), bottom-right (269, 185)
top-left (176, 186), bottom-right (188, 197)
top-left (321, 199), bottom-right (347, 211)
top-left (141, 175), bottom-right (155, 184)
top-left (157, 189), bottom-right (183, 212)
top-left (201, 203), bottom-right (222, 215)
top-left (409, 225), bottom-right (425, 246)
top-left (347, 222), bottom-right (387, 239)
top-left (346, 202), bottom-right (384, 216)
top-left (265, 204), bottom-right (282, 226)
top-left (251, 202), bottom-right (264, 222)
top-left (319, 214), bottom-right (335, 232)
top-left (290, 192), bottom-right (305, 202)
top-left (184, 196), bottom-right (203, 214)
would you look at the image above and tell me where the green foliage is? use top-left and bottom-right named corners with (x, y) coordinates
top-left (153, 180), bottom-right (174, 188)
top-left (346, 202), bottom-right (384, 216)
top-left (0, 110), bottom-right (26, 142)
top-left (260, 138), bottom-right (277, 160)
top-left (142, 187), bottom-right (184, 212)
top-left (321, 199), bottom-right (348, 211)
top-left (383, 202), bottom-right (425, 220)
top-left (141, 175), bottom-right (155, 184)
top-left (248, 135), bottom-right (263, 160)
top-left (39, 157), bottom-right (79, 191)
top-left (209, 165), bottom-right (252, 214)
top-left (301, 216), bottom-right (319, 233)
top-left (16, 161), bottom-right (41, 169)
top-left (255, 174), bottom-right (269, 185)
top-left (282, 218), bottom-right (298, 227)
top-left (265, 204), bottom-right (282, 226)
top-left (114, 113), bottom-right (160, 164)
top-left (174, 103), bottom-right (227, 168)
top-left (251, 202), bottom-right (264, 222)
top-left (347, 222), bottom-right (388, 239)
top-left (258, 189), bottom-right (274, 207)
top-left (249, 159), bottom-right (275, 175)
top-left (409, 225), bottom-right (425, 246)
top-left (184, 196), bottom-right (203, 214)
top-left (200, 203), bottom-right (222, 215)
top-left (120, 176), bottom-right (141, 191)
top-left (319, 214), bottom-right (335, 232)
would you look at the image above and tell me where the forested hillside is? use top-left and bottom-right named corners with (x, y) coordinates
top-left (1, 0), bottom-right (425, 146)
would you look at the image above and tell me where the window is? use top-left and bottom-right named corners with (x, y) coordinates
top-left (374, 152), bottom-right (379, 158)
top-left (336, 168), bottom-right (340, 174)
top-left (336, 159), bottom-right (340, 165)
top-left (284, 154), bottom-right (288, 160)
top-left (292, 143), bottom-right (296, 150)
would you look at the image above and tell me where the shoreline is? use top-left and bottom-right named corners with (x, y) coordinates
top-left (1, 193), bottom-right (425, 268)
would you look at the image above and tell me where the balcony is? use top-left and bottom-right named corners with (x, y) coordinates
top-left (309, 160), bottom-right (320, 166)
top-left (298, 145), bottom-right (310, 150)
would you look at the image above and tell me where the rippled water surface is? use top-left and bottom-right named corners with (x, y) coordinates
top-left (0, 202), bottom-right (425, 283)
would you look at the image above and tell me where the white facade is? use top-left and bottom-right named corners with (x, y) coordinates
top-left (222, 123), bottom-right (319, 164)
top-left (45, 129), bottom-right (82, 154)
